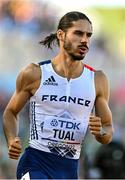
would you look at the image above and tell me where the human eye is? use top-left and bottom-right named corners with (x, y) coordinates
top-left (87, 33), bottom-right (92, 38)
top-left (74, 31), bottom-right (83, 36)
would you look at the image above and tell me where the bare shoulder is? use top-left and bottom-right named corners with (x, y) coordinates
top-left (95, 70), bottom-right (110, 100)
top-left (95, 70), bottom-right (108, 81)
top-left (16, 63), bottom-right (41, 94)
top-left (95, 70), bottom-right (109, 87)
top-left (17, 63), bottom-right (41, 84)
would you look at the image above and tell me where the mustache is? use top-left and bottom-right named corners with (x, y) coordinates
top-left (78, 44), bottom-right (89, 50)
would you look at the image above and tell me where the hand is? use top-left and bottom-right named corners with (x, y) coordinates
top-left (8, 137), bottom-right (22, 160)
top-left (89, 115), bottom-right (102, 136)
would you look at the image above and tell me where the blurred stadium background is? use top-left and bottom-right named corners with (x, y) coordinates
top-left (0, 0), bottom-right (125, 179)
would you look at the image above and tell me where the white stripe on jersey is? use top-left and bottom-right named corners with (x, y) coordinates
top-left (21, 172), bottom-right (30, 180)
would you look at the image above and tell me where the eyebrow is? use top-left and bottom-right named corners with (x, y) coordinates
top-left (74, 30), bottom-right (93, 35)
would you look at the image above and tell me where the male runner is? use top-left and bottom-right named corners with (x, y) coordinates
top-left (3, 11), bottom-right (113, 179)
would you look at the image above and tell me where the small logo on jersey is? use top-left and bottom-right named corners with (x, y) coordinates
top-left (43, 76), bottom-right (58, 86)
top-left (50, 119), bottom-right (58, 127)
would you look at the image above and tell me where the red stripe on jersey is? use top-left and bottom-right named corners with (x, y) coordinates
top-left (84, 64), bottom-right (96, 72)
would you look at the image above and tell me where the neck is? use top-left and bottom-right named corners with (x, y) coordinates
top-left (52, 54), bottom-right (84, 80)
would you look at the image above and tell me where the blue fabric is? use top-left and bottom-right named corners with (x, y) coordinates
top-left (29, 171), bottom-right (49, 179)
top-left (17, 147), bottom-right (78, 179)
top-left (38, 60), bottom-right (51, 66)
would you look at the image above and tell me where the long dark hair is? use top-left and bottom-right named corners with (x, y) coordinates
top-left (39, 11), bottom-right (92, 49)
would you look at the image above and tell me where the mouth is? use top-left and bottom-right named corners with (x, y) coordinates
top-left (78, 47), bottom-right (88, 54)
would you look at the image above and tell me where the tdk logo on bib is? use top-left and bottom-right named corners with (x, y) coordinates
top-left (43, 76), bottom-right (58, 86)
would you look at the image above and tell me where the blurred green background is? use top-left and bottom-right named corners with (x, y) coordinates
top-left (0, 0), bottom-right (125, 179)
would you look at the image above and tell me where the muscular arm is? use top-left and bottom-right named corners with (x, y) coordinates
top-left (89, 71), bottom-right (114, 144)
top-left (3, 63), bottom-right (41, 158)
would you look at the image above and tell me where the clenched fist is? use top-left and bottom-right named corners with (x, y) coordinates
top-left (8, 137), bottom-right (22, 160)
top-left (89, 115), bottom-right (103, 136)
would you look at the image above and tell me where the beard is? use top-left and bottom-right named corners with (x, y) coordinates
top-left (63, 38), bottom-right (85, 61)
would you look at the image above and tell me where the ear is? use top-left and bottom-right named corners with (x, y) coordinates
top-left (56, 29), bottom-right (65, 42)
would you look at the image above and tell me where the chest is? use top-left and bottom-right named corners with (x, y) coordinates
top-left (32, 71), bottom-right (95, 119)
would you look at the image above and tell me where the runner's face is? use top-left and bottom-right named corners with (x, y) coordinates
top-left (63, 20), bottom-right (92, 61)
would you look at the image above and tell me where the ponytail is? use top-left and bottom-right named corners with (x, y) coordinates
top-left (39, 33), bottom-right (58, 49)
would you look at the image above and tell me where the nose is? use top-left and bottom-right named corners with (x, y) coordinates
top-left (81, 33), bottom-right (89, 43)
